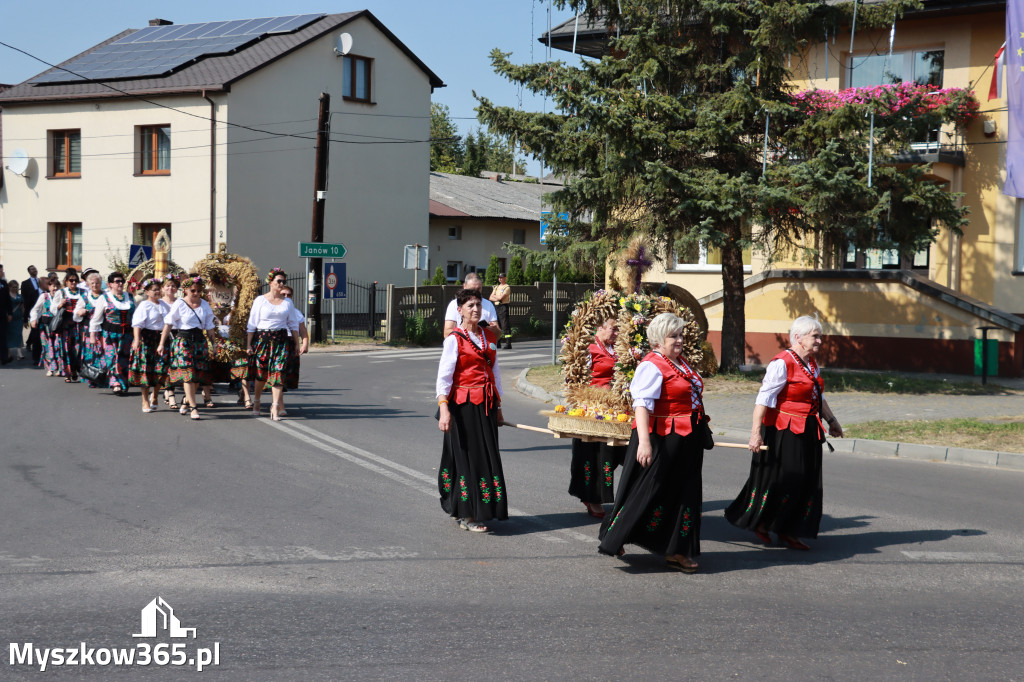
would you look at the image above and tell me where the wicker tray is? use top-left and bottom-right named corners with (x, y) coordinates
top-left (540, 411), bottom-right (632, 446)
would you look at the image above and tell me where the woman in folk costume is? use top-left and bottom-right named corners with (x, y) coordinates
top-left (29, 274), bottom-right (64, 376)
top-left (568, 315), bottom-right (627, 519)
top-left (159, 274), bottom-right (181, 409)
top-left (157, 275), bottom-right (218, 421)
top-left (50, 269), bottom-right (82, 382)
top-left (435, 288), bottom-right (508, 533)
top-left (598, 313), bottom-right (709, 573)
top-left (274, 284), bottom-right (308, 417)
top-left (88, 271), bottom-right (136, 395)
top-left (725, 315), bottom-right (843, 551)
top-left (128, 278), bottom-right (168, 413)
top-left (73, 270), bottom-right (107, 388)
top-left (246, 268), bottom-right (298, 421)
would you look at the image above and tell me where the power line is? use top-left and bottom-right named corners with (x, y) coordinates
top-left (0, 40), bottom-right (460, 146)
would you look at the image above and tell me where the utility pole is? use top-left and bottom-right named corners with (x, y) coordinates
top-left (310, 92), bottom-right (330, 343)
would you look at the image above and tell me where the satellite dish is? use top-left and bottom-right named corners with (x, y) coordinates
top-left (5, 148), bottom-right (30, 177)
top-left (334, 33), bottom-right (353, 56)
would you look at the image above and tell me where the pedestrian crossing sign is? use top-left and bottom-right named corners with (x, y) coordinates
top-left (129, 244), bottom-right (154, 268)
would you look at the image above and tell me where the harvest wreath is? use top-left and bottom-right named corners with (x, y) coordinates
top-left (548, 289), bottom-right (704, 441)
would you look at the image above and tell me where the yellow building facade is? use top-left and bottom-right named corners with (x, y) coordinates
top-left (646, 2), bottom-right (1024, 376)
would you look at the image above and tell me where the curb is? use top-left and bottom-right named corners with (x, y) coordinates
top-left (514, 368), bottom-right (1024, 473)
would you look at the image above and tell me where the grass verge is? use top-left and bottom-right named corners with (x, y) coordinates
top-left (845, 417), bottom-right (1024, 452)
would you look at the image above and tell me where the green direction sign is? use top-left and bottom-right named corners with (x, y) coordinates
top-left (298, 242), bottom-right (347, 259)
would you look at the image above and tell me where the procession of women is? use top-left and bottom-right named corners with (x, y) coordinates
top-left (22, 256), bottom-right (843, 573)
top-left (435, 284), bottom-right (844, 573)
top-left (25, 265), bottom-right (308, 422)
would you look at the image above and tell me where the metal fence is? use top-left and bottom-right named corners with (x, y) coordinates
top-left (260, 275), bottom-right (387, 341)
top-left (385, 282), bottom-right (595, 342)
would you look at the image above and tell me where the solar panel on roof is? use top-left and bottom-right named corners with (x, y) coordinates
top-left (31, 13), bottom-right (323, 84)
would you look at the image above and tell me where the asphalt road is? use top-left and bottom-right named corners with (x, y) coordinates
top-left (1, 341), bottom-right (1022, 680)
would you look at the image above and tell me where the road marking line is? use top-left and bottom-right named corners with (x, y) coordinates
top-left (263, 420), bottom-right (595, 545)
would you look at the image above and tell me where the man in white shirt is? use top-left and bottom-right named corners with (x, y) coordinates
top-left (442, 272), bottom-right (501, 338)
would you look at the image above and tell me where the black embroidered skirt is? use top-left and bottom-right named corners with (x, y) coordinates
top-left (568, 439), bottom-right (626, 505)
top-left (598, 428), bottom-right (703, 559)
top-left (724, 422), bottom-right (824, 539)
top-left (438, 400), bottom-right (508, 523)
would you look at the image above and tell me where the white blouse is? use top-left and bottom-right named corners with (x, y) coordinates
top-left (755, 357), bottom-right (820, 408)
top-left (288, 306), bottom-right (305, 334)
top-left (73, 292), bottom-right (105, 323)
top-left (435, 327), bottom-right (504, 399)
top-left (132, 300), bottom-right (166, 331)
top-left (88, 292), bottom-right (134, 333)
top-left (629, 356), bottom-right (703, 412)
top-left (29, 293), bottom-right (53, 323)
top-left (247, 295), bottom-right (297, 332)
top-left (164, 299), bottom-right (216, 331)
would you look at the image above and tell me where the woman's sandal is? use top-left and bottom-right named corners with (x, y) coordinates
top-left (167, 399), bottom-right (178, 410)
top-left (243, 400), bottom-right (254, 410)
top-left (252, 400), bottom-right (261, 417)
top-left (204, 400), bottom-right (216, 408)
top-left (179, 402), bottom-right (189, 416)
top-left (270, 402), bottom-right (282, 421)
top-left (457, 518), bottom-right (488, 533)
top-left (779, 535), bottom-right (810, 551)
top-left (666, 556), bottom-right (699, 573)
top-left (189, 405), bottom-right (201, 421)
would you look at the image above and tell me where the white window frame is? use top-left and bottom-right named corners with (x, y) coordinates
top-left (671, 241), bottom-right (752, 273)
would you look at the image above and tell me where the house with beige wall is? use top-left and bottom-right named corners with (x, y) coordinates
top-left (0, 11), bottom-right (442, 288)
top-left (429, 171), bottom-right (556, 282)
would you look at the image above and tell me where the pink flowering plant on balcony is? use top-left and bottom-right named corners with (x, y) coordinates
top-left (792, 82), bottom-right (980, 130)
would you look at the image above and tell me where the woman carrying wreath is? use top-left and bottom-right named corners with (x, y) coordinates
top-left (88, 271), bottom-right (136, 395)
top-left (50, 269), bottom-right (82, 382)
top-left (128, 278), bottom-right (167, 412)
top-left (724, 315), bottom-right (843, 550)
top-left (598, 313), bottom-right (708, 573)
top-left (157, 275), bottom-right (218, 420)
top-left (568, 315), bottom-right (627, 519)
top-left (29, 274), bottom-right (63, 376)
top-left (73, 270), bottom-right (107, 388)
top-left (435, 288), bottom-right (508, 533)
top-left (246, 268), bottom-right (298, 421)
top-left (158, 274), bottom-right (181, 409)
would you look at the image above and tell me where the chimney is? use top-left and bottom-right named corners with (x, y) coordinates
top-left (149, 18), bottom-right (173, 26)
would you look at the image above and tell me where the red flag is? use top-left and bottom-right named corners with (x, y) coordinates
top-left (989, 43), bottom-right (1006, 100)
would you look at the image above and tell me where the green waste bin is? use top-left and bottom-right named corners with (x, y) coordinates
top-left (973, 338), bottom-right (998, 376)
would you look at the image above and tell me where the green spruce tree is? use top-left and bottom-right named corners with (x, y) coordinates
top-left (478, 0), bottom-right (971, 370)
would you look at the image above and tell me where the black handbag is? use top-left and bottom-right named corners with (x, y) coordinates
top-left (699, 414), bottom-right (715, 451)
top-left (78, 362), bottom-right (105, 382)
top-left (47, 312), bottom-right (65, 334)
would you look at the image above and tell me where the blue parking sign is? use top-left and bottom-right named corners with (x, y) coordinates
top-left (540, 211), bottom-right (569, 244)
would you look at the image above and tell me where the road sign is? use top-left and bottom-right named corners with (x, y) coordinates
top-left (324, 261), bottom-right (347, 299)
top-left (128, 244), bottom-right (153, 268)
top-left (540, 212), bottom-right (569, 245)
top-left (299, 242), bottom-right (347, 259)
top-left (403, 244), bottom-right (428, 270)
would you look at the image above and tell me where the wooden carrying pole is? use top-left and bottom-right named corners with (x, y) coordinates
top-left (500, 421), bottom-right (768, 450)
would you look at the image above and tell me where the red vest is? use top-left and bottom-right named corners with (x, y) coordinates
top-left (635, 352), bottom-right (704, 437)
top-left (589, 342), bottom-right (616, 387)
top-left (763, 350), bottom-right (824, 436)
top-left (449, 327), bottom-right (498, 408)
